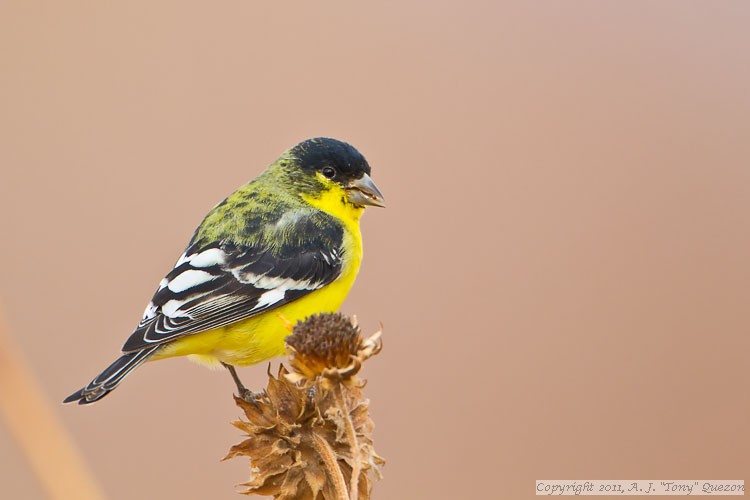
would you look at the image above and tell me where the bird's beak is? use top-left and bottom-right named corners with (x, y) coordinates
top-left (347, 174), bottom-right (386, 208)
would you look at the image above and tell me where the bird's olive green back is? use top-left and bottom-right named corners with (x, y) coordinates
top-left (190, 157), bottom-right (344, 254)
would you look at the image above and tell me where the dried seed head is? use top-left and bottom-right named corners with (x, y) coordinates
top-left (227, 366), bottom-right (385, 499)
top-left (286, 313), bottom-right (363, 380)
top-left (228, 314), bottom-right (384, 499)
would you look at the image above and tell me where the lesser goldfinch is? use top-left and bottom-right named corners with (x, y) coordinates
top-left (64, 138), bottom-right (384, 404)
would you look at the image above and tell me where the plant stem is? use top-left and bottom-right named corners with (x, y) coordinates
top-left (312, 430), bottom-right (349, 500)
top-left (335, 384), bottom-right (361, 500)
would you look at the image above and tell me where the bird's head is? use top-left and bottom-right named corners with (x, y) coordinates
top-left (277, 138), bottom-right (385, 209)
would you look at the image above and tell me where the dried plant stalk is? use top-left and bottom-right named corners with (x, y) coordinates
top-left (226, 313), bottom-right (384, 499)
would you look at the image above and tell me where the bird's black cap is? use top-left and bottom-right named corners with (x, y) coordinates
top-left (290, 137), bottom-right (371, 181)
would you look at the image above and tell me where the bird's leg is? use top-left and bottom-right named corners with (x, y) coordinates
top-left (221, 362), bottom-right (263, 403)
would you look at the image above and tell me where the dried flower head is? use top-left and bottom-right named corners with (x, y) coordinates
top-left (286, 313), bottom-right (382, 385)
top-left (227, 313), bottom-right (384, 499)
top-left (286, 313), bottom-right (362, 379)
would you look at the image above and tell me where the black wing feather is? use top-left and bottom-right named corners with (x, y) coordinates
top-left (122, 224), bottom-right (344, 353)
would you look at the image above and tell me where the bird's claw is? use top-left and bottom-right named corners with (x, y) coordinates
top-left (239, 388), bottom-right (266, 405)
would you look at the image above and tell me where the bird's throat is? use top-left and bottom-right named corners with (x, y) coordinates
top-left (301, 185), bottom-right (364, 235)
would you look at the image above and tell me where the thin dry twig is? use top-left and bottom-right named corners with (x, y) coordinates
top-left (0, 307), bottom-right (105, 500)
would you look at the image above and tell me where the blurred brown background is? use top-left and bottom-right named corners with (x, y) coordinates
top-left (1, 1), bottom-right (749, 499)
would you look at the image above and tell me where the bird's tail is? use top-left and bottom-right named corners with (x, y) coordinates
top-left (63, 346), bottom-right (160, 405)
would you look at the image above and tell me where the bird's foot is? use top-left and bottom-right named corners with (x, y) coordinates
top-left (222, 362), bottom-right (266, 405)
top-left (239, 388), bottom-right (266, 404)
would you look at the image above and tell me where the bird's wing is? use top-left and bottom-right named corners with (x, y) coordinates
top-left (121, 229), bottom-right (343, 353)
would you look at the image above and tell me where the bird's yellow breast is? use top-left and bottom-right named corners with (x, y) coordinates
top-left (152, 183), bottom-right (364, 367)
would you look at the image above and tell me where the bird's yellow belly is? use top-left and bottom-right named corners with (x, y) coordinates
top-left (152, 237), bottom-right (362, 367)
top-left (152, 277), bottom-right (354, 366)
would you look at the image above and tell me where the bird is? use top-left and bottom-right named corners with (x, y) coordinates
top-left (64, 137), bottom-right (384, 405)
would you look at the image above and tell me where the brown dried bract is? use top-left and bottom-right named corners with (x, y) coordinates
top-left (226, 313), bottom-right (384, 499)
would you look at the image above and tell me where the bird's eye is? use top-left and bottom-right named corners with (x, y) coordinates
top-left (322, 167), bottom-right (336, 179)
